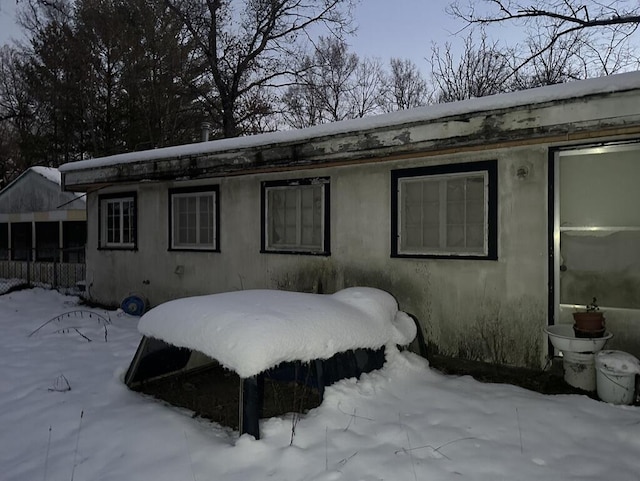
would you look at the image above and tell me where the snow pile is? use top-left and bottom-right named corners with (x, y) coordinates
top-left (138, 287), bottom-right (416, 377)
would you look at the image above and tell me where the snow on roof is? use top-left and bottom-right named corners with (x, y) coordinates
top-left (137, 287), bottom-right (417, 378)
top-left (59, 71), bottom-right (640, 174)
top-left (28, 166), bottom-right (86, 202)
top-left (30, 166), bottom-right (61, 185)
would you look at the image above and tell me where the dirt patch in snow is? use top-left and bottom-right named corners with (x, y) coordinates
top-left (428, 354), bottom-right (594, 397)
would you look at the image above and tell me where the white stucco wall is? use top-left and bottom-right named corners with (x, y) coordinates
top-left (66, 75), bottom-right (640, 370)
top-left (84, 144), bottom-right (551, 368)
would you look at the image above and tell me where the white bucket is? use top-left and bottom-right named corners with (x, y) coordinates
top-left (562, 351), bottom-right (596, 391)
top-left (595, 350), bottom-right (640, 405)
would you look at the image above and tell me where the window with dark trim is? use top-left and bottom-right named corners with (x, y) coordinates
top-left (261, 177), bottom-right (330, 255)
top-left (169, 186), bottom-right (219, 251)
top-left (98, 192), bottom-right (137, 250)
top-left (391, 160), bottom-right (497, 259)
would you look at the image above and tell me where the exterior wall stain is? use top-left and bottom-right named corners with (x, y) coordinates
top-left (269, 261), bottom-right (542, 369)
top-left (455, 296), bottom-right (542, 368)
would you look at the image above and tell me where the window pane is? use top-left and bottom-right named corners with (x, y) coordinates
top-left (466, 224), bottom-right (484, 248)
top-left (397, 169), bottom-right (490, 256)
top-left (446, 201), bottom-right (465, 224)
top-left (422, 224), bottom-right (439, 247)
top-left (466, 176), bottom-right (485, 200)
top-left (186, 197), bottom-right (197, 244)
top-left (199, 195), bottom-right (213, 245)
top-left (266, 182), bottom-right (326, 252)
top-left (466, 201), bottom-right (484, 223)
top-left (268, 190), bottom-right (286, 245)
top-left (102, 196), bottom-right (135, 247)
top-left (403, 182), bottom-right (423, 227)
top-left (402, 226), bottom-right (422, 249)
top-left (402, 180), bottom-right (440, 250)
top-left (447, 179), bottom-right (465, 201)
top-left (283, 189), bottom-right (297, 245)
top-left (123, 200), bottom-right (133, 244)
top-left (107, 201), bottom-right (120, 243)
top-left (172, 192), bottom-right (216, 248)
top-left (300, 186), bottom-right (322, 247)
top-left (446, 225), bottom-right (465, 248)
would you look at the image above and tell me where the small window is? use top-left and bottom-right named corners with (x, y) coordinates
top-left (99, 193), bottom-right (137, 249)
top-left (169, 186), bottom-right (219, 251)
top-left (391, 161), bottom-right (497, 259)
top-left (261, 178), bottom-right (330, 255)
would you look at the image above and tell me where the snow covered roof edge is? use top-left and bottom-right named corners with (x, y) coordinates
top-left (59, 71), bottom-right (640, 173)
top-left (30, 166), bottom-right (61, 185)
top-left (0, 166), bottom-right (86, 203)
top-left (0, 166), bottom-right (60, 197)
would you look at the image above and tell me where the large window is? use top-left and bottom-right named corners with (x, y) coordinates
top-left (261, 178), bottom-right (330, 255)
top-left (99, 193), bottom-right (136, 249)
top-left (169, 186), bottom-right (219, 251)
top-left (392, 161), bottom-right (497, 259)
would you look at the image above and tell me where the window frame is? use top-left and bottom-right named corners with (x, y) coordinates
top-left (98, 192), bottom-right (137, 250)
top-left (168, 185), bottom-right (220, 252)
top-left (261, 177), bottom-right (330, 256)
top-left (391, 160), bottom-right (498, 260)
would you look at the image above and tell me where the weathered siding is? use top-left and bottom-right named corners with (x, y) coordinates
top-left (0, 171), bottom-right (84, 216)
top-left (85, 144), bottom-right (549, 368)
top-left (62, 88), bottom-right (640, 192)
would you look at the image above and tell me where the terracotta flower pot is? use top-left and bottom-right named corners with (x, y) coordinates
top-left (573, 311), bottom-right (605, 338)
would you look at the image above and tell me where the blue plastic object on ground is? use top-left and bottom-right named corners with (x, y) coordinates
top-left (121, 295), bottom-right (148, 316)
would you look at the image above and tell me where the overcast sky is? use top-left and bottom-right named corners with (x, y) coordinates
top-left (0, 1), bottom-right (495, 71)
top-left (0, 0), bottom-right (22, 44)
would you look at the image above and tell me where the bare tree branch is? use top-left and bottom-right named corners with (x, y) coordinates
top-left (165, 0), bottom-right (355, 137)
top-left (449, 1), bottom-right (640, 79)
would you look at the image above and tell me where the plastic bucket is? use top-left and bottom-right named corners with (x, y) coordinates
top-left (562, 351), bottom-right (596, 391)
top-left (595, 350), bottom-right (640, 405)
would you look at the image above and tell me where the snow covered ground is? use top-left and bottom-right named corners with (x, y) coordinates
top-left (1, 288), bottom-right (639, 481)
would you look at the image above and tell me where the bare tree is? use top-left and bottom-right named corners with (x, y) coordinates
top-left (313, 36), bottom-right (359, 121)
top-left (449, 0), bottom-right (640, 74)
top-left (164, 0), bottom-right (356, 138)
top-left (280, 68), bottom-right (324, 129)
top-left (430, 31), bottom-right (512, 102)
top-left (510, 24), bottom-right (585, 88)
top-left (281, 37), bottom-right (385, 128)
top-left (381, 57), bottom-right (431, 112)
top-left (349, 57), bottom-right (385, 118)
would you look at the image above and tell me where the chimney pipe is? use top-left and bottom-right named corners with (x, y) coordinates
top-left (201, 122), bottom-right (211, 142)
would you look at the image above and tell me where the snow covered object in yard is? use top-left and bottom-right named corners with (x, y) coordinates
top-left (137, 287), bottom-right (416, 378)
top-left (127, 287), bottom-right (416, 438)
